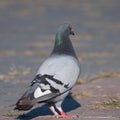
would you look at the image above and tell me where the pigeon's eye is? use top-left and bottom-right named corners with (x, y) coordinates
top-left (68, 26), bottom-right (72, 31)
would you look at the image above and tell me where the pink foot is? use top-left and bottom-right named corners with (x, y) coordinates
top-left (54, 112), bottom-right (77, 119)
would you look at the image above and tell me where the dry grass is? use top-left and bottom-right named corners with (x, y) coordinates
top-left (76, 71), bottom-right (120, 86)
top-left (93, 60), bottom-right (108, 65)
top-left (76, 79), bottom-right (88, 85)
top-left (3, 111), bottom-right (24, 118)
top-left (0, 50), bottom-right (48, 58)
top-left (76, 74), bottom-right (91, 85)
top-left (0, 50), bottom-right (16, 58)
top-left (79, 52), bottom-right (115, 61)
top-left (91, 72), bottom-right (120, 81)
top-left (0, 67), bottom-right (31, 81)
top-left (93, 97), bottom-right (120, 109)
top-left (3, 112), bottom-right (22, 118)
top-left (72, 92), bottom-right (95, 99)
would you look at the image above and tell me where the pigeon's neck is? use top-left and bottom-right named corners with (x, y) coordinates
top-left (51, 33), bottom-right (77, 58)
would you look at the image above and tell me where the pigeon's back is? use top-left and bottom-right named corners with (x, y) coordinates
top-left (37, 55), bottom-right (80, 93)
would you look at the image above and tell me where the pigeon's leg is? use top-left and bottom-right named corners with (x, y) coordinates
top-left (48, 104), bottom-right (59, 117)
top-left (55, 102), bottom-right (77, 118)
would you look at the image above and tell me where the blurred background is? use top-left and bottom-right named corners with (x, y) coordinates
top-left (0, 0), bottom-right (120, 105)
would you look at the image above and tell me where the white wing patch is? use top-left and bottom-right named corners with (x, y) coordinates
top-left (34, 87), bottom-right (51, 98)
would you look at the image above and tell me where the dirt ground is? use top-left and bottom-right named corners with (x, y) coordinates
top-left (0, 77), bottom-right (120, 120)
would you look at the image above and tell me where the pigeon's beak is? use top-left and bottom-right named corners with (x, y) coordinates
top-left (70, 30), bottom-right (75, 35)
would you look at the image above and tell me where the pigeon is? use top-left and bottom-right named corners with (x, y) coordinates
top-left (15, 23), bottom-right (80, 118)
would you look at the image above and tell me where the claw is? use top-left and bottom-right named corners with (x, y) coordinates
top-left (54, 112), bottom-right (77, 118)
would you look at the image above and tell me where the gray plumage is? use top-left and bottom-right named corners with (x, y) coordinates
top-left (15, 23), bottom-right (80, 118)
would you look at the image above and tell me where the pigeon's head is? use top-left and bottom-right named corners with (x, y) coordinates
top-left (52, 23), bottom-right (76, 55)
top-left (57, 23), bottom-right (75, 37)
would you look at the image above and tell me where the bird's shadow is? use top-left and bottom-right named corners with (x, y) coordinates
top-left (16, 96), bottom-right (81, 120)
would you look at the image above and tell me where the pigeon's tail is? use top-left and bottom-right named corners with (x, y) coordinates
top-left (14, 98), bottom-right (33, 111)
top-left (14, 80), bottom-right (57, 111)
top-left (14, 89), bottom-right (34, 111)
top-left (14, 83), bottom-right (39, 111)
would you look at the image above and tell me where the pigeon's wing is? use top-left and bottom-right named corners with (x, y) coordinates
top-left (15, 78), bottom-right (60, 111)
top-left (30, 74), bottom-right (61, 103)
